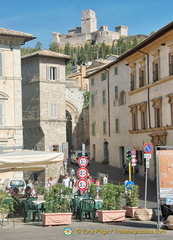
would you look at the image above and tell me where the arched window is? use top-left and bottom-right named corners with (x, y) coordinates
top-left (119, 91), bottom-right (126, 105)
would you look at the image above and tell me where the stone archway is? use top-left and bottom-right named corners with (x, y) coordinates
top-left (66, 101), bottom-right (80, 152)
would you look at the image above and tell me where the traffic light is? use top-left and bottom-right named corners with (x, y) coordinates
top-left (126, 148), bottom-right (131, 162)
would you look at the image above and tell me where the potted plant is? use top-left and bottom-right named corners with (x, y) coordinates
top-left (97, 183), bottom-right (126, 222)
top-left (123, 185), bottom-right (139, 218)
top-left (35, 186), bottom-right (45, 200)
top-left (42, 184), bottom-right (73, 226)
top-left (0, 190), bottom-right (15, 221)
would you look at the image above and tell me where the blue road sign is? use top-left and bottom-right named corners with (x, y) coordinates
top-left (125, 180), bottom-right (134, 190)
top-left (143, 143), bottom-right (153, 154)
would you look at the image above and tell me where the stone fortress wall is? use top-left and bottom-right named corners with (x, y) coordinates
top-left (52, 9), bottom-right (128, 46)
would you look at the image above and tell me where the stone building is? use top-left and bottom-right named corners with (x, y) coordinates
top-left (0, 28), bottom-right (35, 180)
top-left (21, 50), bottom-right (70, 152)
top-left (52, 9), bottom-right (128, 47)
top-left (86, 21), bottom-right (173, 180)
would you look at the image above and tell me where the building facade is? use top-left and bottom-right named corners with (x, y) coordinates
top-left (52, 10), bottom-right (128, 47)
top-left (87, 21), bottom-right (173, 180)
top-left (22, 50), bottom-right (70, 152)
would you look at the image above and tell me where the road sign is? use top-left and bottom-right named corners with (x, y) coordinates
top-left (143, 143), bottom-right (153, 154)
top-left (144, 153), bottom-right (151, 159)
top-left (125, 180), bottom-right (134, 190)
top-left (78, 156), bottom-right (88, 168)
top-left (131, 149), bottom-right (136, 155)
top-left (131, 158), bottom-right (137, 163)
top-left (77, 179), bottom-right (88, 191)
top-left (146, 158), bottom-right (150, 168)
top-left (77, 167), bottom-right (88, 179)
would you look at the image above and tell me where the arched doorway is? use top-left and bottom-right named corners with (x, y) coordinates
top-left (103, 141), bottom-right (109, 164)
top-left (149, 132), bottom-right (167, 180)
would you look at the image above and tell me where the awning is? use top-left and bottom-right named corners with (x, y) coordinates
top-left (0, 150), bottom-right (64, 172)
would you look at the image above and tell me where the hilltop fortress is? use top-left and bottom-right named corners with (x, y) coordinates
top-left (52, 9), bottom-right (128, 46)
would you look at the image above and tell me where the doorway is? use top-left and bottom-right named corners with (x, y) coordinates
top-left (103, 141), bottom-right (109, 164)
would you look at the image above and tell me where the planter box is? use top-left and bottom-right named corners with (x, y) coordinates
top-left (123, 206), bottom-right (138, 218)
top-left (42, 212), bottom-right (72, 226)
top-left (97, 210), bottom-right (126, 222)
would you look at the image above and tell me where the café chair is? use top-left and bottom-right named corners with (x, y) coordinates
top-left (23, 198), bottom-right (41, 223)
top-left (79, 198), bottom-right (96, 221)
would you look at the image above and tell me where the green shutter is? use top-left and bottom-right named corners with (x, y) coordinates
top-left (115, 85), bottom-right (118, 99)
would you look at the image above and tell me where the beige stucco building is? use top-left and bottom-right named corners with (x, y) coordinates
top-left (0, 28), bottom-right (35, 180)
top-left (87, 21), bottom-right (173, 180)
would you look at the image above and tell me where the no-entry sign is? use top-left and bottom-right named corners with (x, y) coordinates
top-left (77, 179), bottom-right (88, 191)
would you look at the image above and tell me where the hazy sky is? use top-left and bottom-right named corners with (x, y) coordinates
top-left (1, 0), bottom-right (173, 49)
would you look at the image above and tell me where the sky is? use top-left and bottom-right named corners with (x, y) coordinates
top-left (1, 0), bottom-right (173, 49)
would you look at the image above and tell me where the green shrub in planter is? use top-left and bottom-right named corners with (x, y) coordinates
top-left (100, 183), bottom-right (124, 210)
top-left (125, 185), bottom-right (139, 207)
top-left (44, 184), bottom-right (72, 213)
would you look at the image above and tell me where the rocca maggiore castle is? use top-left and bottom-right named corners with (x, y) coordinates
top-left (52, 9), bottom-right (128, 46)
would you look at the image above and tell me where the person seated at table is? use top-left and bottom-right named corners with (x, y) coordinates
top-left (24, 186), bottom-right (37, 198)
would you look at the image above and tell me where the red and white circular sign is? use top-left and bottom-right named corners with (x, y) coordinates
top-left (77, 167), bottom-right (89, 179)
top-left (78, 156), bottom-right (88, 168)
top-left (77, 179), bottom-right (88, 191)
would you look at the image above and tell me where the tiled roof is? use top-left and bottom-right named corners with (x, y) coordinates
top-left (21, 50), bottom-right (71, 59)
top-left (0, 28), bottom-right (36, 42)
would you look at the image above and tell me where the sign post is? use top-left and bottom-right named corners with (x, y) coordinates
top-left (143, 143), bottom-right (153, 209)
top-left (131, 149), bottom-right (136, 183)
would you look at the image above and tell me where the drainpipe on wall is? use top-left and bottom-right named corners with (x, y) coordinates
top-left (105, 69), bottom-right (111, 137)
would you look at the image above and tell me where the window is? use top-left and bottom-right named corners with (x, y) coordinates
top-left (119, 91), bottom-right (126, 105)
top-left (114, 66), bottom-right (118, 75)
top-left (153, 61), bottom-right (159, 82)
top-left (139, 68), bottom-right (146, 87)
top-left (169, 54), bottom-right (173, 76)
top-left (101, 72), bottom-right (106, 81)
top-left (50, 103), bottom-right (57, 118)
top-left (91, 122), bottom-right (96, 136)
top-left (103, 121), bottom-right (106, 134)
top-left (130, 72), bottom-right (136, 91)
top-left (114, 85), bottom-right (118, 100)
top-left (115, 118), bottom-right (119, 132)
top-left (0, 53), bottom-right (2, 76)
top-left (130, 105), bottom-right (138, 131)
top-left (152, 98), bottom-right (162, 128)
top-left (47, 66), bottom-right (60, 81)
top-left (139, 102), bottom-right (147, 130)
top-left (91, 78), bottom-right (95, 85)
top-left (167, 94), bottom-right (173, 125)
top-left (91, 94), bottom-right (95, 107)
top-left (102, 90), bottom-right (106, 104)
top-left (0, 102), bottom-right (4, 126)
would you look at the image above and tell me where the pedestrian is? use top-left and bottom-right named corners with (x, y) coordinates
top-left (95, 179), bottom-right (100, 198)
top-left (62, 175), bottom-right (70, 187)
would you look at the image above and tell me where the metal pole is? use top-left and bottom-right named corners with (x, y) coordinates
top-left (144, 167), bottom-right (148, 209)
top-left (129, 162), bottom-right (131, 181)
top-left (133, 166), bottom-right (135, 183)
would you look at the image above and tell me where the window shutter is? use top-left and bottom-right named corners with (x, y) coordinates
top-left (46, 66), bottom-right (50, 80)
top-left (115, 85), bottom-right (118, 99)
top-left (0, 102), bottom-right (4, 125)
top-left (56, 67), bottom-right (60, 80)
top-left (50, 104), bottom-right (57, 118)
top-left (0, 53), bottom-right (2, 76)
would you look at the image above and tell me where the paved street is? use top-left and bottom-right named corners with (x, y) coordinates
top-left (1, 160), bottom-right (173, 239)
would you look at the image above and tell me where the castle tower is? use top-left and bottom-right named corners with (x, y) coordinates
top-left (81, 10), bottom-right (97, 34)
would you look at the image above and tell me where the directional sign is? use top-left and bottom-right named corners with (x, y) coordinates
top-left (77, 167), bottom-right (88, 179)
top-left (143, 143), bottom-right (153, 154)
top-left (78, 156), bottom-right (88, 168)
top-left (77, 179), bottom-right (88, 191)
top-left (125, 180), bottom-right (134, 190)
top-left (146, 158), bottom-right (150, 168)
top-left (144, 154), bottom-right (151, 159)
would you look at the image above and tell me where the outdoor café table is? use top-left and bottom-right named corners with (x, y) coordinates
top-left (32, 200), bottom-right (45, 212)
